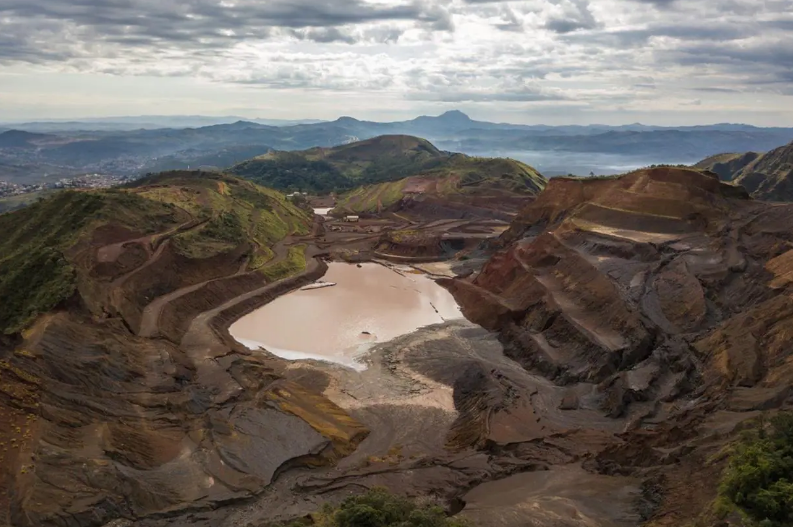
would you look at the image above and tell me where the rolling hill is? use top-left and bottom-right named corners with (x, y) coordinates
top-left (694, 151), bottom-right (762, 181)
top-left (696, 140), bottom-right (793, 201)
top-left (230, 135), bottom-right (547, 216)
top-left (229, 135), bottom-right (450, 193)
top-left (4, 111), bottom-right (793, 185)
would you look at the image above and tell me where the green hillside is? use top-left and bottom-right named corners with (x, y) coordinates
top-left (0, 171), bottom-right (312, 334)
top-left (229, 135), bottom-right (520, 194)
top-left (733, 141), bottom-right (793, 201)
top-left (334, 155), bottom-right (546, 215)
top-left (0, 190), bottom-right (181, 334)
top-left (0, 190), bottom-right (59, 214)
top-left (128, 171), bottom-right (311, 259)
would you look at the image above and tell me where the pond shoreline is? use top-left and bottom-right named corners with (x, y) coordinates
top-left (228, 261), bottom-right (463, 370)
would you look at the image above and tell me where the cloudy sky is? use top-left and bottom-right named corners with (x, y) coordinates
top-left (1, 0), bottom-right (792, 125)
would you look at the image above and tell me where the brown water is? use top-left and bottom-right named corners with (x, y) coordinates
top-left (230, 263), bottom-right (462, 369)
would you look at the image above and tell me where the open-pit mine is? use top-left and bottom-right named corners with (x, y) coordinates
top-left (1, 164), bottom-right (792, 527)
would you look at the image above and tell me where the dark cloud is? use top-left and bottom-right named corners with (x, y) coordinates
top-left (0, 0), bottom-right (434, 29)
top-left (0, 0), bottom-right (452, 63)
top-left (544, 0), bottom-right (598, 33)
top-left (289, 28), bottom-right (357, 44)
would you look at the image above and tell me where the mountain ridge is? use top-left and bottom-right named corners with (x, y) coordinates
top-left (696, 139), bottom-right (793, 201)
top-left (3, 111), bottom-right (793, 185)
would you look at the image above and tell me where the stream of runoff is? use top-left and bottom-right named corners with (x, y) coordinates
top-left (229, 262), bottom-right (463, 370)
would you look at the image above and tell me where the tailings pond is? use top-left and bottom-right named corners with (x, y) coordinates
top-left (230, 262), bottom-right (463, 369)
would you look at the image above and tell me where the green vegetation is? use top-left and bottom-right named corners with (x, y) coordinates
top-left (172, 211), bottom-right (246, 258)
top-left (719, 412), bottom-right (793, 526)
top-left (137, 171), bottom-right (312, 260)
top-left (0, 190), bottom-right (59, 214)
top-left (232, 154), bottom-right (352, 194)
top-left (0, 171), bottom-right (313, 334)
top-left (280, 488), bottom-right (469, 527)
top-left (332, 152), bottom-right (546, 215)
top-left (0, 190), bottom-right (180, 334)
top-left (230, 135), bottom-right (544, 202)
top-left (260, 245), bottom-right (306, 282)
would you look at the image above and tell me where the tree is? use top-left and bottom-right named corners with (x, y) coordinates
top-left (720, 412), bottom-right (793, 527)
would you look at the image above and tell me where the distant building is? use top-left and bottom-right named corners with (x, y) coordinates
top-left (344, 215), bottom-right (360, 223)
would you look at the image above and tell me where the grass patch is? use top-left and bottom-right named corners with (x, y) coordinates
top-left (718, 412), bottom-right (793, 526)
top-left (260, 245), bottom-right (307, 282)
top-left (143, 171), bottom-right (313, 259)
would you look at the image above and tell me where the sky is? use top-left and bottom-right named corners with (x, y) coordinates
top-left (1, 0), bottom-right (792, 125)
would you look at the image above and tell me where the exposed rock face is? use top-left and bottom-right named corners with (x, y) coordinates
top-left (0, 174), bottom-right (367, 526)
top-left (444, 167), bottom-right (793, 524)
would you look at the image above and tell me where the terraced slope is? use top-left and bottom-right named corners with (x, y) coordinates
top-left (333, 156), bottom-right (546, 220)
top-left (0, 171), bottom-right (367, 527)
top-left (443, 167), bottom-right (793, 525)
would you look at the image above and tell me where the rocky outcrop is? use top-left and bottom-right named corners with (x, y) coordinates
top-left (444, 167), bottom-right (793, 524)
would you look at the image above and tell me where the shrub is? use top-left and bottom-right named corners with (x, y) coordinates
top-left (282, 488), bottom-right (469, 527)
top-left (719, 412), bottom-right (793, 526)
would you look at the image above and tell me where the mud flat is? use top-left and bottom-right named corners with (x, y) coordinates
top-left (229, 262), bottom-right (462, 369)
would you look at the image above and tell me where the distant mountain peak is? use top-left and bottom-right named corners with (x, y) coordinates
top-left (336, 116), bottom-right (360, 124)
top-left (437, 110), bottom-right (472, 121)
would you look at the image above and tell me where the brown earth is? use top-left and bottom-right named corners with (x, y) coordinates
top-left (0, 179), bottom-right (369, 526)
top-left (4, 166), bottom-right (793, 527)
top-left (442, 167), bottom-right (793, 526)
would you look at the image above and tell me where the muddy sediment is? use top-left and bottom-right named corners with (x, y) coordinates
top-left (229, 262), bottom-right (462, 368)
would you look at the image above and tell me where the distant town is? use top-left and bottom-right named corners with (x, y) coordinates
top-left (0, 173), bottom-right (138, 198)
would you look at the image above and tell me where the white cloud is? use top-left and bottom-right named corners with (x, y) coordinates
top-left (0, 0), bottom-right (792, 124)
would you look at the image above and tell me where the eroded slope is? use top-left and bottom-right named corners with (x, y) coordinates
top-left (443, 167), bottom-right (793, 524)
top-left (0, 172), bottom-right (367, 527)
